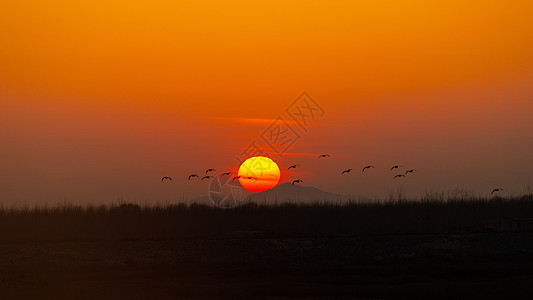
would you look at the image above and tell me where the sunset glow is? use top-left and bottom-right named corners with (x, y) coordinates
top-left (2, 1), bottom-right (533, 297)
top-left (1, 0), bottom-right (532, 204)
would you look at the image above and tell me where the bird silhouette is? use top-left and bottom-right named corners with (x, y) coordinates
top-left (188, 174), bottom-right (198, 180)
top-left (491, 188), bottom-right (503, 195)
top-left (317, 154), bottom-right (331, 159)
top-left (390, 165), bottom-right (402, 171)
top-left (161, 176), bottom-right (172, 182)
top-left (342, 169), bottom-right (352, 174)
top-left (292, 179), bottom-right (303, 185)
top-left (205, 168), bottom-right (216, 174)
top-left (405, 169), bottom-right (416, 175)
top-left (362, 165), bottom-right (374, 172)
top-left (232, 176), bottom-right (241, 181)
top-left (287, 164), bottom-right (300, 170)
top-left (201, 176), bottom-right (213, 180)
top-left (221, 172), bottom-right (231, 176)
top-left (394, 174), bottom-right (406, 179)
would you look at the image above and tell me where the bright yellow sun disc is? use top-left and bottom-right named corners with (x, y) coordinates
top-left (237, 156), bottom-right (281, 193)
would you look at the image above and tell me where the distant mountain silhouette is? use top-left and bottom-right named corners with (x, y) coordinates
top-left (187, 195), bottom-right (217, 206)
top-left (246, 182), bottom-right (369, 205)
top-left (188, 182), bottom-right (369, 206)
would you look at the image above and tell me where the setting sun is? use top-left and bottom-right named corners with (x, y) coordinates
top-left (237, 156), bottom-right (281, 193)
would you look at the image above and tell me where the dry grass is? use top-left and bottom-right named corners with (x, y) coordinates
top-left (0, 194), bottom-right (532, 242)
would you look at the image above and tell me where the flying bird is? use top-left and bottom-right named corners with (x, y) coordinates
top-left (317, 154), bottom-right (331, 159)
top-left (390, 165), bottom-right (402, 171)
top-left (362, 165), bottom-right (374, 172)
top-left (292, 179), bottom-right (303, 185)
top-left (287, 164), bottom-right (300, 170)
top-left (342, 169), bottom-right (352, 174)
top-left (201, 176), bottom-right (213, 180)
top-left (394, 174), bottom-right (406, 179)
top-left (188, 174), bottom-right (198, 180)
top-left (232, 176), bottom-right (241, 181)
top-left (205, 168), bottom-right (216, 174)
top-left (221, 172), bottom-right (231, 176)
top-left (161, 176), bottom-right (172, 182)
top-left (405, 169), bottom-right (416, 175)
top-left (491, 188), bottom-right (503, 195)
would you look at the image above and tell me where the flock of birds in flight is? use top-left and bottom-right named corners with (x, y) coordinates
top-left (286, 155), bottom-right (419, 185)
top-left (161, 168), bottom-right (255, 183)
top-left (161, 154), bottom-right (503, 195)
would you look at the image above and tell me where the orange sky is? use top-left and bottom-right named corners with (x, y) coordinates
top-left (1, 1), bottom-right (533, 205)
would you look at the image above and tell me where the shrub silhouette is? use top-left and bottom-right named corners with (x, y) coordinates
top-left (0, 195), bottom-right (531, 242)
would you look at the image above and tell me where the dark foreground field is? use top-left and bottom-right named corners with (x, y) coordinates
top-left (1, 234), bottom-right (532, 299)
top-left (1, 198), bottom-right (532, 299)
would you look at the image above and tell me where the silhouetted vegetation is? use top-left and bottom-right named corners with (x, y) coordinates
top-left (0, 198), bottom-right (532, 299)
top-left (1, 195), bottom-right (532, 243)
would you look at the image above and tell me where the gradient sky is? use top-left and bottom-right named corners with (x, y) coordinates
top-left (1, 1), bottom-right (533, 205)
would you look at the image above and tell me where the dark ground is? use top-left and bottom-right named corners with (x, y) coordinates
top-left (1, 232), bottom-right (532, 299)
top-left (1, 199), bottom-right (533, 299)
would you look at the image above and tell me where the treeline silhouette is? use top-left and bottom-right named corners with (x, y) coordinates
top-left (0, 195), bottom-right (532, 243)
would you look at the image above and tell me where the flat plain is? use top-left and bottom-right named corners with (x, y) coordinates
top-left (0, 200), bottom-right (532, 299)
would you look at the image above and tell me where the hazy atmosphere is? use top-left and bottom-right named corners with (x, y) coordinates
top-left (2, 1), bottom-right (533, 205)
top-left (3, 2), bottom-right (533, 299)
